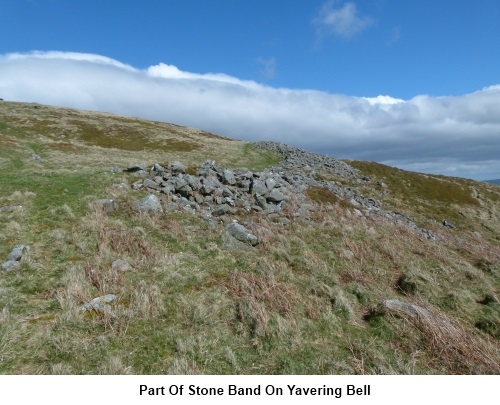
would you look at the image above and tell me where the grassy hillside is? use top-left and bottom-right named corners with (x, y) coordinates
top-left (0, 101), bottom-right (498, 374)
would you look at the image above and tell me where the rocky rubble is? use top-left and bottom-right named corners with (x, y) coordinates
top-left (253, 141), bottom-right (437, 240)
top-left (118, 141), bottom-right (436, 243)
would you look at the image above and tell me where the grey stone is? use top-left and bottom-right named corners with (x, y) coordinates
top-left (132, 194), bottom-right (163, 213)
top-left (7, 245), bottom-right (28, 262)
top-left (171, 161), bottom-right (185, 174)
top-left (108, 166), bottom-right (121, 173)
top-left (225, 223), bottom-right (259, 246)
top-left (212, 204), bottom-right (232, 217)
top-left (443, 220), bottom-right (455, 229)
top-left (113, 183), bottom-right (129, 189)
top-left (94, 199), bottom-right (118, 212)
top-left (250, 179), bottom-right (267, 196)
top-left (131, 180), bottom-right (144, 190)
top-left (153, 163), bottom-right (166, 173)
top-left (164, 202), bottom-right (180, 212)
top-left (0, 205), bottom-right (23, 212)
top-left (354, 209), bottom-right (363, 217)
top-left (111, 260), bottom-right (131, 272)
top-left (184, 175), bottom-right (200, 190)
top-left (30, 153), bottom-right (41, 163)
top-left (160, 184), bottom-right (175, 195)
top-left (2, 260), bottom-right (20, 271)
top-left (131, 170), bottom-right (147, 178)
top-left (265, 177), bottom-right (277, 190)
top-left (254, 195), bottom-right (268, 209)
top-left (266, 188), bottom-right (287, 203)
top-left (80, 294), bottom-right (118, 313)
top-left (380, 299), bottom-right (432, 320)
top-left (220, 169), bottom-right (236, 185)
top-left (153, 176), bottom-right (164, 184)
top-left (200, 176), bottom-right (221, 195)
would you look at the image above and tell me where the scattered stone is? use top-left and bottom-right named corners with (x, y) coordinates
top-left (80, 294), bottom-right (117, 314)
top-left (108, 166), bottom-right (121, 173)
top-left (7, 245), bottom-right (28, 262)
top-left (0, 205), bottom-right (23, 212)
top-left (379, 299), bottom-right (431, 319)
top-left (94, 199), bottom-right (118, 212)
top-left (212, 204), bottom-right (233, 217)
top-left (443, 220), bottom-right (456, 229)
top-left (2, 245), bottom-right (28, 271)
top-left (132, 194), bottom-right (163, 213)
top-left (113, 183), bottom-right (129, 189)
top-left (225, 223), bottom-right (259, 246)
top-left (341, 249), bottom-right (355, 260)
top-left (31, 153), bottom-right (41, 162)
top-left (111, 260), bottom-right (131, 272)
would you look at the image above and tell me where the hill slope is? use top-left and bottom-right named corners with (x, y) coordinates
top-left (0, 101), bottom-right (499, 374)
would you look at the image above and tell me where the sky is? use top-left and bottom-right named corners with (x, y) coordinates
top-left (0, 0), bottom-right (499, 180)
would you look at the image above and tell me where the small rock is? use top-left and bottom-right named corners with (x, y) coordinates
top-left (379, 299), bottom-right (431, 319)
top-left (171, 161), bottom-right (186, 174)
top-left (111, 260), bottom-right (131, 272)
top-left (7, 245), bottom-right (28, 262)
top-left (143, 178), bottom-right (160, 190)
top-left (443, 220), bottom-right (455, 229)
top-left (94, 199), bottom-right (118, 212)
top-left (225, 223), bottom-right (259, 246)
top-left (80, 294), bottom-right (118, 314)
top-left (212, 204), bottom-right (232, 217)
top-left (31, 153), bottom-right (41, 162)
top-left (0, 205), bottom-right (23, 212)
top-left (266, 188), bottom-right (287, 203)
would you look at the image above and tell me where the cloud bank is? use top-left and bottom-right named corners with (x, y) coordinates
top-left (1, 51), bottom-right (499, 180)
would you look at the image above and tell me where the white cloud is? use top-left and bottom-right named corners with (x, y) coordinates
top-left (1, 51), bottom-right (499, 180)
top-left (314, 1), bottom-right (375, 39)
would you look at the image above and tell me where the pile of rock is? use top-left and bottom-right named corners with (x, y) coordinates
top-left (116, 141), bottom-right (436, 242)
top-left (253, 141), bottom-right (359, 179)
top-left (128, 160), bottom-right (302, 223)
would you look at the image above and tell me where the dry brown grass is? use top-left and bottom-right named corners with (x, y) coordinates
top-left (384, 302), bottom-right (500, 374)
top-left (220, 270), bottom-right (311, 338)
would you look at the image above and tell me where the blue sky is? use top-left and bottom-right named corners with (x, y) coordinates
top-left (1, 0), bottom-right (499, 180)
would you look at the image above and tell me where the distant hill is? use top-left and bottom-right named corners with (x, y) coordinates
top-left (485, 179), bottom-right (500, 185)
